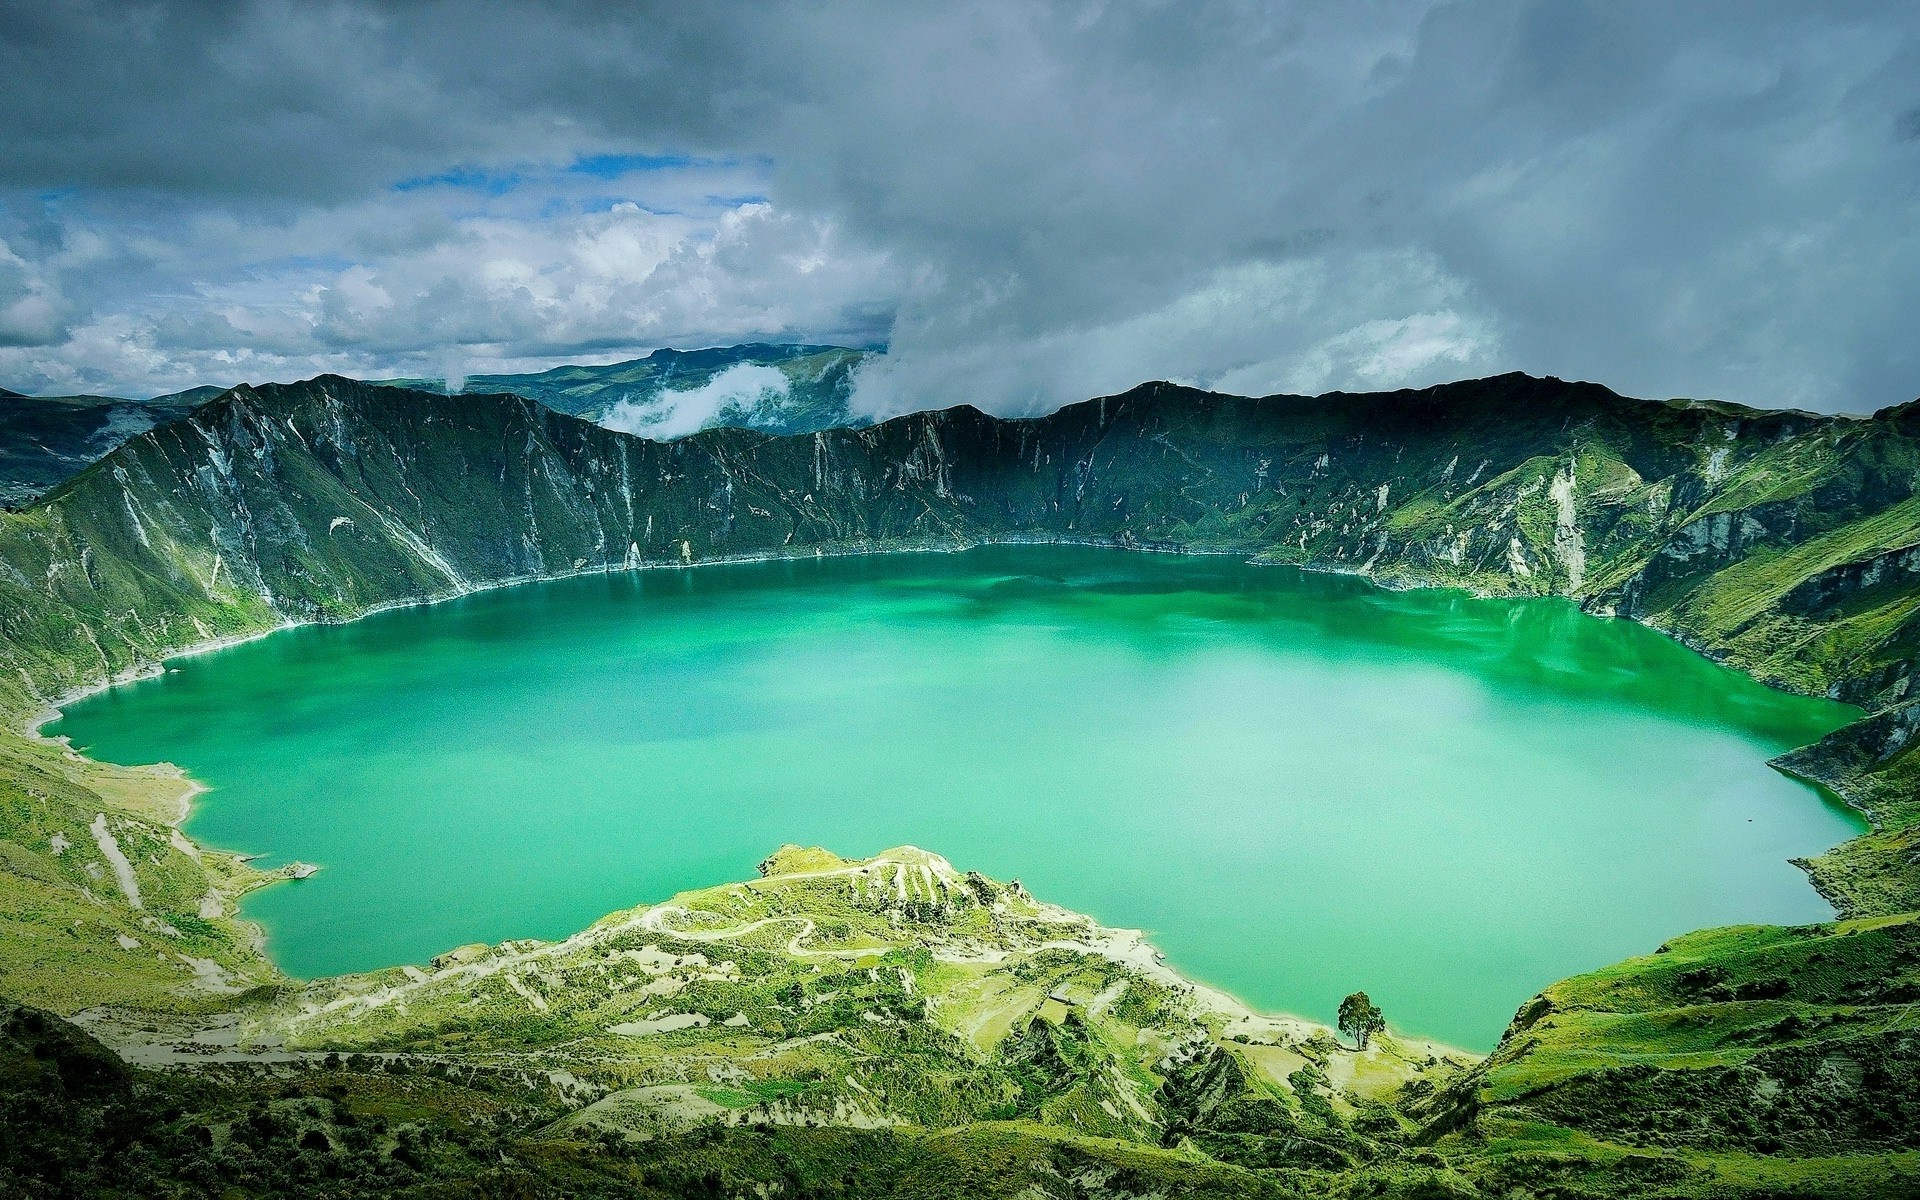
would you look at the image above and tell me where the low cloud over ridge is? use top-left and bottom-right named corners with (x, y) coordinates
top-left (601, 363), bottom-right (793, 440)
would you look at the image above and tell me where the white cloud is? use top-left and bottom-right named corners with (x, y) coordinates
top-left (0, 190), bottom-right (896, 397)
top-left (0, 2), bottom-right (1916, 413)
top-left (601, 363), bottom-right (792, 439)
top-left (0, 238), bottom-right (70, 347)
top-left (1261, 311), bottom-right (1503, 398)
top-left (852, 251), bottom-right (1504, 418)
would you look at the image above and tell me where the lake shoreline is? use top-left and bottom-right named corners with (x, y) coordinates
top-left (45, 542), bottom-right (1864, 1050)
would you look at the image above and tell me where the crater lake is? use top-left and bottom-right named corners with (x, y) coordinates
top-left (49, 545), bottom-right (1864, 1049)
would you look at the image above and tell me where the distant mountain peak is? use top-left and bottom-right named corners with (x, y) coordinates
top-left (373, 341), bottom-right (876, 439)
top-left (147, 384), bottom-right (230, 407)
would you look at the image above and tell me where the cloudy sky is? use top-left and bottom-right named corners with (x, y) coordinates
top-left (2, 1), bottom-right (1917, 416)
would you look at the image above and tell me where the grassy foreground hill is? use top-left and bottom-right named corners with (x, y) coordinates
top-left (2, 851), bottom-right (1912, 1197)
top-left (12, 845), bottom-right (1471, 1197)
top-left (2, 371), bottom-right (1919, 1195)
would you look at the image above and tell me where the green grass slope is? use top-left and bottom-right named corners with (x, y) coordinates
top-left (11, 848), bottom-right (1482, 1199)
top-left (11, 850), bottom-right (1916, 1197)
top-left (1420, 916), bottom-right (1920, 1197)
top-left (0, 995), bottom-right (1334, 1200)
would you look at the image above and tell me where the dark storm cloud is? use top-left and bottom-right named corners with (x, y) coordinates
top-left (0, 2), bottom-right (720, 199)
top-left (0, 1), bottom-right (1916, 413)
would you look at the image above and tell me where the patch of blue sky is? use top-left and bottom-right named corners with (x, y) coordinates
top-left (566, 152), bottom-right (707, 178)
top-left (392, 166), bottom-right (527, 195)
top-left (243, 253), bottom-right (359, 276)
top-left (391, 151), bottom-right (755, 201)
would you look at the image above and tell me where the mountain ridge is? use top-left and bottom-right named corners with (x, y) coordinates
top-left (374, 341), bottom-right (874, 434)
top-left (8, 366), bottom-right (1918, 915)
top-left (13, 368), bottom-right (1920, 708)
top-left (0, 390), bottom-right (203, 508)
top-left (0, 343), bottom-right (877, 508)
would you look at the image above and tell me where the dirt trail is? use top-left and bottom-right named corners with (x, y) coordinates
top-left (641, 906), bottom-right (861, 959)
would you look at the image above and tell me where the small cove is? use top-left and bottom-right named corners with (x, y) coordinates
top-left (50, 545), bottom-right (1865, 1049)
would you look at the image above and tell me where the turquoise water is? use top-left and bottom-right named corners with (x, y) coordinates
top-left (51, 547), bottom-right (1863, 1049)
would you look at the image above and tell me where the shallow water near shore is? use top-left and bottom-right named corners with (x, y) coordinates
top-left (52, 545), bottom-right (1863, 1049)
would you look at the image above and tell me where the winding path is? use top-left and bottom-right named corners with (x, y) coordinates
top-left (639, 905), bottom-right (866, 959)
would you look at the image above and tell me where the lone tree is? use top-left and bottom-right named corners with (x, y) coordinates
top-left (1337, 991), bottom-right (1386, 1051)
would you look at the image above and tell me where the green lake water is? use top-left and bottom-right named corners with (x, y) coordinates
top-left (50, 546), bottom-right (1864, 1049)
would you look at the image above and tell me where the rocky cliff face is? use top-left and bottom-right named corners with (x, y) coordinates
top-left (7, 371), bottom-right (1920, 709)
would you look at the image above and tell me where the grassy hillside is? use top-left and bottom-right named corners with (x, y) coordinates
top-left (1416, 916), bottom-right (1920, 1197)
top-left (2, 370), bottom-right (1919, 1195)
top-left (88, 847), bottom-right (1466, 1153)
top-left (1, 345), bottom-right (867, 510)
top-left (5, 850), bottom-right (1913, 1197)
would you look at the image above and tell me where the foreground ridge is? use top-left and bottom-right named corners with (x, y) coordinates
top-left (80, 846), bottom-right (1464, 1141)
top-left (7, 847), bottom-right (1485, 1198)
top-left (4, 846), bottom-right (1913, 1197)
